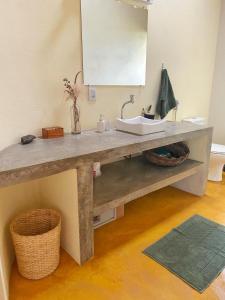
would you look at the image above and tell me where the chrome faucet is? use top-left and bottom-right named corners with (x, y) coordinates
top-left (121, 95), bottom-right (135, 119)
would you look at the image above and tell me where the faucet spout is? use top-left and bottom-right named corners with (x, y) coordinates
top-left (121, 95), bottom-right (135, 119)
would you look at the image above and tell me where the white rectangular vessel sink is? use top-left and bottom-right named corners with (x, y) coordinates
top-left (116, 116), bottom-right (167, 135)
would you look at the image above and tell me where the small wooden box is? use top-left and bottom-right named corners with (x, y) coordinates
top-left (42, 127), bottom-right (64, 139)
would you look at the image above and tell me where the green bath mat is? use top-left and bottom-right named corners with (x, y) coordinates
top-left (143, 215), bottom-right (225, 293)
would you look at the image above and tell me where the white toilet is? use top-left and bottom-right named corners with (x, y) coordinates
top-left (183, 117), bottom-right (225, 182)
top-left (208, 144), bottom-right (225, 182)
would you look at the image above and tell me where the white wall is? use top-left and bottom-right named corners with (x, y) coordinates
top-left (0, 0), bottom-right (221, 151)
top-left (39, 170), bottom-right (81, 263)
top-left (210, 0), bottom-right (225, 144)
top-left (148, 0), bottom-right (221, 121)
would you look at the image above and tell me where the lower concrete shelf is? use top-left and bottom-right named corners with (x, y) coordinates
top-left (93, 156), bottom-right (203, 215)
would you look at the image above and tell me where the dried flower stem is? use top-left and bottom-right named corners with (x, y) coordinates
top-left (63, 71), bottom-right (83, 134)
top-left (63, 71), bottom-right (82, 105)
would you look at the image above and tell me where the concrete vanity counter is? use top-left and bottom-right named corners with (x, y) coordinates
top-left (0, 122), bottom-right (212, 299)
top-left (0, 122), bottom-right (212, 188)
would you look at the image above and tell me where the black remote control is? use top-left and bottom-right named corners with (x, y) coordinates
top-left (21, 135), bottom-right (36, 145)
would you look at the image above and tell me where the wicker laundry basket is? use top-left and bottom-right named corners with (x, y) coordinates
top-left (10, 209), bottom-right (61, 280)
top-left (144, 142), bottom-right (190, 167)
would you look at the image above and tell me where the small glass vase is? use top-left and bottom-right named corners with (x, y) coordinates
top-left (71, 103), bottom-right (81, 134)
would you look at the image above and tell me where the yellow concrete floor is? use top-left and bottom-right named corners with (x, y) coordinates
top-left (10, 179), bottom-right (225, 300)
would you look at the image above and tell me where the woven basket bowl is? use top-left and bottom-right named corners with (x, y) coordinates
top-left (10, 209), bottom-right (61, 280)
top-left (144, 142), bottom-right (190, 167)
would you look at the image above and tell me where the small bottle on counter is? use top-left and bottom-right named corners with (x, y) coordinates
top-left (97, 114), bottom-right (106, 133)
top-left (105, 120), bottom-right (111, 131)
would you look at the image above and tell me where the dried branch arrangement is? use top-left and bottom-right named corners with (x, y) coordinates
top-left (63, 71), bottom-right (82, 104)
top-left (63, 71), bottom-right (83, 134)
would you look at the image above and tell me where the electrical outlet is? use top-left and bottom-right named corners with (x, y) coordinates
top-left (89, 85), bottom-right (96, 102)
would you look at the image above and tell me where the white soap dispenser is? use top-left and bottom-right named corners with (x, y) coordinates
top-left (97, 114), bottom-right (106, 133)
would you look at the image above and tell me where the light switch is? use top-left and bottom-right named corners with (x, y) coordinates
top-left (89, 85), bottom-right (96, 102)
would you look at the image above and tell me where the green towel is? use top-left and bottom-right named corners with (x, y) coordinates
top-left (156, 69), bottom-right (177, 119)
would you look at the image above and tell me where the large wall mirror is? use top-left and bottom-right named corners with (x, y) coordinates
top-left (81, 0), bottom-right (148, 86)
